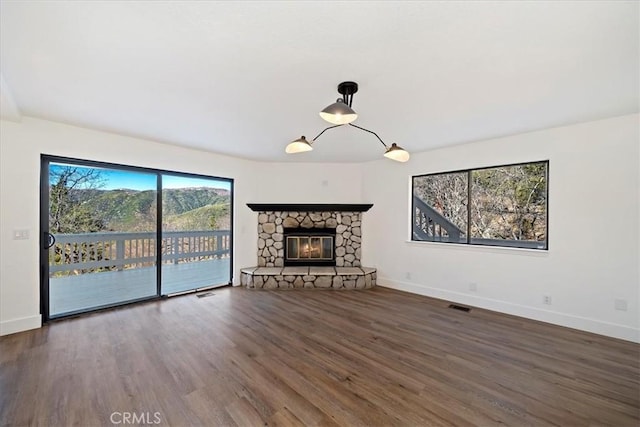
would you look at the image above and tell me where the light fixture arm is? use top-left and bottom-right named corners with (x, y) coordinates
top-left (348, 123), bottom-right (389, 149)
top-left (311, 123), bottom-right (389, 149)
top-left (311, 124), bottom-right (343, 142)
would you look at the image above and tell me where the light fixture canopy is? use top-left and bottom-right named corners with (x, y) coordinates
top-left (287, 81), bottom-right (410, 162)
top-left (285, 136), bottom-right (313, 153)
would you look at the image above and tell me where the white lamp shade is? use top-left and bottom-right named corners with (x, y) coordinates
top-left (383, 143), bottom-right (410, 162)
top-left (319, 99), bottom-right (358, 125)
top-left (285, 136), bottom-right (313, 154)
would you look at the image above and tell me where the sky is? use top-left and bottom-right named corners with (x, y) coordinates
top-left (50, 163), bottom-right (231, 191)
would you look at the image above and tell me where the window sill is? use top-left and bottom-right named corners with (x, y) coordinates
top-left (405, 240), bottom-right (549, 257)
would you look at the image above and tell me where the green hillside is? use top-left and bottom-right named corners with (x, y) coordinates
top-left (164, 203), bottom-right (231, 231)
top-left (163, 187), bottom-right (229, 215)
top-left (62, 187), bottom-right (230, 232)
top-left (88, 189), bottom-right (157, 230)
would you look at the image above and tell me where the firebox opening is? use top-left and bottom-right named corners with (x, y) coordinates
top-left (283, 228), bottom-right (336, 266)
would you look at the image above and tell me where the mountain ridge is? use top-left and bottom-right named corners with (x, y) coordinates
top-left (66, 187), bottom-right (230, 232)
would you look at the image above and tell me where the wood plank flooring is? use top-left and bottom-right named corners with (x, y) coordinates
top-left (1, 287), bottom-right (638, 426)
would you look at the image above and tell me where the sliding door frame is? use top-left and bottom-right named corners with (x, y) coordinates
top-left (39, 154), bottom-right (234, 322)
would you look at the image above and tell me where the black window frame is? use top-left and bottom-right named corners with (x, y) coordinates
top-left (411, 160), bottom-right (549, 250)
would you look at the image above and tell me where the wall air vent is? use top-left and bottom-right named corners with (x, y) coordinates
top-left (196, 292), bottom-right (216, 298)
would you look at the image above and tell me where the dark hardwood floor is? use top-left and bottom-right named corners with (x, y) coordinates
top-left (1, 286), bottom-right (638, 426)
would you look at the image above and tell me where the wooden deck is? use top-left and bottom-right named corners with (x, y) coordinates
top-left (49, 258), bottom-right (230, 316)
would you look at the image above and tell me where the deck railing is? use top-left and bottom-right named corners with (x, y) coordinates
top-left (412, 195), bottom-right (464, 242)
top-left (49, 230), bottom-right (231, 274)
top-left (412, 196), bottom-right (544, 249)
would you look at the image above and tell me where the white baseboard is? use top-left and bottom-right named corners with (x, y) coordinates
top-left (0, 315), bottom-right (41, 336)
top-left (378, 277), bottom-right (640, 344)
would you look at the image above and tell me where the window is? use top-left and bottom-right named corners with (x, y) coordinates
top-left (412, 161), bottom-right (548, 249)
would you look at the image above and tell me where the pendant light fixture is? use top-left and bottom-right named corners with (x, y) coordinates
top-left (384, 143), bottom-right (411, 162)
top-left (285, 136), bottom-right (313, 153)
top-left (285, 81), bottom-right (410, 162)
top-left (319, 81), bottom-right (358, 125)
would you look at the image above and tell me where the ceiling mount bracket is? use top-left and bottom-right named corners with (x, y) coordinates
top-left (337, 81), bottom-right (358, 106)
top-left (337, 81), bottom-right (358, 95)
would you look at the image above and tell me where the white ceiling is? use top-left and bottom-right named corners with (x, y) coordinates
top-left (0, 1), bottom-right (638, 163)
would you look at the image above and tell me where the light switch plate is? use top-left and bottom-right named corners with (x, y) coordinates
top-left (13, 229), bottom-right (29, 240)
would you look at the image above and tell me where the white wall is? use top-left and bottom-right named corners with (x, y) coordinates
top-left (2, 115), bottom-right (637, 342)
top-left (247, 162), bottom-right (363, 204)
top-left (361, 114), bottom-right (639, 342)
top-left (0, 117), bottom-right (363, 335)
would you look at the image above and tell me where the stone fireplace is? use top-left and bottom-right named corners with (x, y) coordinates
top-left (251, 204), bottom-right (370, 268)
top-left (242, 204), bottom-right (376, 290)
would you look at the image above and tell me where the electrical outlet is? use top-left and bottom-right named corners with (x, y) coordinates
top-left (614, 299), bottom-right (628, 311)
top-left (469, 283), bottom-right (478, 292)
top-left (543, 295), bottom-right (552, 305)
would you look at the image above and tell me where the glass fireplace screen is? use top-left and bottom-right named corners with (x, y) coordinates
top-left (286, 236), bottom-right (333, 260)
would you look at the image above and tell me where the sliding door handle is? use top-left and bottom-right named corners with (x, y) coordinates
top-left (45, 232), bottom-right (56, 249)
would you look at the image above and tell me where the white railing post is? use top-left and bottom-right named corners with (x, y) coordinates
top-left (173, 236), bottom-right (179, 265)
top-left (116, 239), bottom-right (125, 271)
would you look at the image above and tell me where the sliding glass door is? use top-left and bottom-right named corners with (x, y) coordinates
top-left (45, 161), bottom-right (158, 318)
top-left (160, 174), bottom-right (232, 295)
top-left (41, 156), bottom-right (233, 321)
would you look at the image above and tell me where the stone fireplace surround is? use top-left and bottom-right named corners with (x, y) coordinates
top-left (242, 204), bottom-right (376, 290)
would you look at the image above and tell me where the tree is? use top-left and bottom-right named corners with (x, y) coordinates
top-left (413, 172), bottom-right (468, 233)
top-left (470, 165), bottom-right (546, 241)
top-left (413, 163), bottom-right (547, 242)
top-left (49, 166), bottom-right (106, 233)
